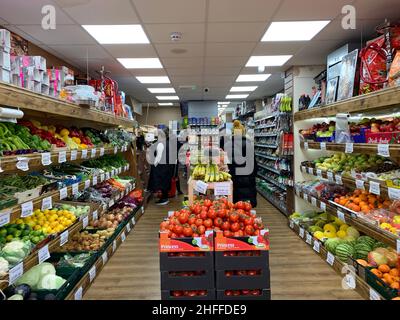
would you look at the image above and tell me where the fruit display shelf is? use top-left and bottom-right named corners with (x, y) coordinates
top-left (294, 189), bottom-right (399, 249)
top-left (294, 86), bottom-right (400, 122)
top-left (65, 205), bottom-right (144, 300)
top-left (254, 144), bottom-right (278, 149)
top-left (0, 164), bottom-right (131, 225)
top-left (257, 173), bottom-right (287, 191)
top-left (257, 187), bottom-right (287, 215)
top-left (257, 162), bottom-right (281, 175)
top-left (0, 82), bottom-right (134, 128)
top-left (255, 153), bottom-right (280, 161)
top-left (0, 145), bottom-right (127, 174)
top-left (288, 220), bottom-right (385, 300)
top-left (300, 141), bottom-right (400, 158)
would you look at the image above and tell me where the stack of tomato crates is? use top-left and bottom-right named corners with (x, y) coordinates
top-left (214, 227), bottom-right (271, 300)
top-left (159, 230), bottom-right (216, 299)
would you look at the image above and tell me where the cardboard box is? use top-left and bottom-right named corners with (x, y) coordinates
top-left (216, 289), bottom-right (270, 300)
top-left (160, 269), bottom-right (215, 290)
top-left (0, 29), bottom-right (11, 50)
top-left (159, 251), bottom-right (214, 271)
top-left (161, 290), bottom-right (216, 300)
top-left (41, 84), bottom-right (50, 95)
top-left (13, 56), bottom-right (46, 71)
top-left (215, 269), bottom-right (270, 290)
top-left (215, 250), bottom-right (269, 270)
top-left (214, 229), bottom-right (270, 252)
top-left (42, 71), bottom-right (50, 85)
top-left (159, 230), bottom-right (214, 253)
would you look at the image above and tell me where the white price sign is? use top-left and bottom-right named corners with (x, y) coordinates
top-left (356, 179), bottom-right (365, 190)
top-left (304, 142), bottom-right (308, 150)
top-left (369, 181), bottom-right (381, 195)
top-left (16, 157), bottom-right (29, 171)
top-left (320, 142), bottom-right (326, 150)
top-left (102, 252), bottom-right (108, 265)
top-left (141, 207), bottom-right (144, 214)
top-left (326, 252), bottom-right (335, 266)
top-left (289, 220), bottom-right (294, 229)
top-left (337, 210), bottom-right (346, 223)
top-left (335, 174), bottom-right (343, 185)
top-left (194, 180), bottom-right (208, 194)
top-left (306, 233), bottom-right (312, 244)
top-left (126, 223), bottom-right (131, 233)
top-left (82, 216), bottom-right (89, 229)
top-left (100, 173), bottom-right (105, 182)
top-left (320, 202), bottom-right (326, 211)
top-left (301, 166), bottom-right (306, 173)
top-left (316, 169), bottom-right (322, 178)
top-left (114, 146), bottom-right (118, 154)
top-left (92, 210), bottom-right (98, 221)
top-left (0, 210), bottom-right (11, 227)
top-left (327, 171), bottom-right (334, 182)
top-left (60, 230), bottom-right (69, 246)
top-left (58, 151), bottom-right (67, 163)
top-left (388, 187), bottom-right (400, 200)
top-left (121, 231), bottom-right (126, 242)
top-left (92, 176), bottom-right (98, 186)
top-left (396, 239), bottom-right (400, 254)
top-left (9, 262), bottom-right (24, 284)
top-left (105, 172), bottom-right (110, 180)
top-left (91, 148), bottom-right (97, 158)
top-left (307, 167), bottom-right (313, 175)
top-left (70, 150), bottom-right (78, 161)
top-left (41, 152), bottom-right (52, 166)
top-left (344, 274), bottom-right (356, 289)
top-left (313, 240), bottom-right (320, 253)
top-left (131, 217), bottom-right (136, 225)
top-left (299, 227), bottom-right (305, 238)
top-left (41, 196), bottom-right (53, 211)
top-left (38, 245), bottom-right (50, 263)
top-left (303, 193), bottom-right (308, 202)
top-left (81, 149), bottom-right (88, 159)
top-left (74, 287), bottom-right (83, 301)
top-left (214, 182), bottom-right (231, 196)
top-left (113, 240), bottom-right (117, 252)
top-left (72, 183), bottom-right (79, 195)
top-left (59, 187), bottom-right (68, 200)
top-left (109, 199), bottom-right (115, 207)
top-left (84, 179), bottom-right (91, 189)
top-left (21, 201), bottom-right (33, 217)
top-left (369, 288), bottom-right (381, 300)
top-left (100, 147), bottom-right (105, 156)
top-left (345, 143), bottom-right (353, 154)
top-left (311, 197), bottom-right (317, 207)
top-left (89, 266), bottom-right (96, 283)
top-left (377, 144), bottom-right (390, 157)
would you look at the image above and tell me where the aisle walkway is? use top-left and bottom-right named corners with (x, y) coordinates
top-left (84, 195), bottom-right (362, 300)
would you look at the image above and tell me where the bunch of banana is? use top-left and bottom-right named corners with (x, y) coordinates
top-left (279, 95), bottom-right (292, 112)
top-left (191, 164), bottom-right (207, 180)
top-left (204, 164), bottom-right (231, 182)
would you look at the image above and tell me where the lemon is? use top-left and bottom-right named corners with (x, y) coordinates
top-left (34, 225), bottom-right (41, 231)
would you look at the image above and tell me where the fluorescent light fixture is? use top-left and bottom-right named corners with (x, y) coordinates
top-left (82, 25), bottom-right (149, 44)
top-left (230, 86), bottom-right (258, 92)
top-left (226, 94), bottom-right (249, 99)
top-left (236, 74), bottom-right (271, 82)
top-left (218, 101), bottom-right (230, 105)
top-left (136, 76), bottom-right (170, 84)
top-left (148, 88), bottom-right (176, 94)
top-left (246, 55), bottom-right (292, 67)
top-left (158, 103), bottom-right (173, 106)
top-left (118, 58), bottom-right (162, 69)
top-left (262, 21), bottom-right (330, 41)
top-left (156, 96), bottom-right (180, 100)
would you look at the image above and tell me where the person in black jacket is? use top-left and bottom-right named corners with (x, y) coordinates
top-left (220, 121), bottom-right (257, 207)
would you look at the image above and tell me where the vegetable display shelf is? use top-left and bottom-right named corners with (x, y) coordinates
top-left (257, 173), bottom-right (287, 191)
top-left (288, 220), bottom-right (384, 300)
top-left (300, 141), bottom-right (400, 158)
top-left (0, 82), bottom-right (135, 128)
top-left (0, 163), bottom-right (131, 232)
top-left (65, 206), bottom-right (143, 300)
top-left (294, 86), bottom-right (400, 122)
top-left (0, 181), bottom-right (136, 291)
top-left (294, 189), bottom-right (398, 249)
top-left (257, 187), bottom-right (287, 215)
top-left (0, 145), bottom-right (126, 174)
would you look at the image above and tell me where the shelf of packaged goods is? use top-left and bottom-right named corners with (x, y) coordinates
top-left (0, 82), bottom-right (135, 128)
top-left (65, 206), bottom-right (144, 300)
top-left (0, 145), bottom-right (128, 174)
top-left (255, 144), bottom-right (278, 149)
top-left (257, 172), bottom-right (287, 191)
top-left (255, 133), bottom-right (278, 138)
top-left (294, 86), bottom-right (400, 122)
top-left (300, 141), bottom-right (400, 158)
top-left (0, 163), bottom-right (131, 225)
top-left (255, 124), bottom-right (276, 130)
top-left (0, 181), bottom-right (136, 291)
top-left (294, 189), bottom-right (398, 249)
top-left (255, 153), bottom-right (279, 161)
top-left (299, 165), bottom-right (393, 199)
top-left (255, 112), bottom-right (279, 123)
top-left (257, 187), bottom-right (287, 215)
top-left (257, 162), bottom-right (281, 175)
top-left (288, 220), bottom-right (384, 300)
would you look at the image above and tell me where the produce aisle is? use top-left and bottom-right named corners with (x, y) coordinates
top-left (84, 194), bottom-right (362, 300)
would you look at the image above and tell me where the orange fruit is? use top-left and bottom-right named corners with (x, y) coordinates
top-left (371, 268), bottom-right (383, 278)
top-left (390, 269), bottom-right (399, 277)
top-left (390, 282), bottom-right (400, 289)
top-left (379, 264), bottom-right (391, 273)
top-left (383, 273), bottom-right (394, 285)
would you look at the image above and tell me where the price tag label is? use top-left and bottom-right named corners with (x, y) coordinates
top-left (91, 148), bottom-right (97, 158)
top-left (126, 223), bottom-right (131, 233)
top-left (344, 274), bottom-right (356, 289)
top-left (396, 239), bottom-right (400, 254)
top-left (311, 197), bottom-right (317, 207)
top-left (105, 172), bottom-right (110, 180)
top-left (337, 210), bottom-right (346, 223)
top-left (70, 150), bottom-right (78, 161)
top-left (89, 266), bottom-right (96, 283)
top-left (345, 143), bottom-right (353, 154)
top-left (194, 180), bottom-right (208, 194)
top-left (59, 187), bottom-right (68, 200)
top-left (60, 230), bottom-right (69, 246)
top-left (81, 149), bottom-right (88, 159)
top-left (58, 151), bottom-right (67, 163)
top-left (313, 240), bottom-right (320, 253)
top-left (38, 245), bottom-right (50, 263)
top-left (100, 147), bottom-right (105, 156)
top-left (388, 187), bottom-right (400, 200)
top-left (92, 210), bottom-right (98, 221)
top-left (316, 169), bottom-right (322, 178)
top-left (92, 176), bottom-right (98, 186)
top-left (306, 233), bottom-right (312, 244)
top-left (326, 252), bottom-right (335, 266)
top-left (168, 211), bottom-right (174, 217)
top-left (299, 227), bottom-right (305, 238)
top-left (9, 262), bottom-right (24, 284)
top-left (41, 196), bottom-right (53, 211)
top-left (121, 231), bottom-right (126, 242)
top-left (84, 179), bottom-right (91, 189)
top-left (307, 167), bottom-right (313, 175)
top-left (74, 287), bottom-right (83, 301)
top-left (320, 142), bottom-right (326, 150)
top-left (320, 202), bottom-right (326, 211)
top-left (109, 199), bottom-right (115, 207)
top-left (301, 166), bottom-right (306, 173)
top-left (370, 288), bottom-right (381, 300)
top-left (82, 216), bottom-right (89, 229)
top-left (102, 251), bottom-right (108, 265)
top-left (113, 240), bottom-right (117, 252)
top-left (16, 157), bottom-right (29, 171)
top-left (356, 179), bottom-right (365, 190)
top-left (131, 217), bottom-right (136, 225)
top-left (303, 193), bottom-right (308, 202)
top-left (72, 183), bottom-right (79, 195)
top-left (214, 182), bottom-right (231, 196)
top-left (327, 171), bottom-right (334, 182)
top-left (304, 142), bottom-right (308, 150)
top-left (335, 174), bottom-right (343, 185)
top-left (369, 181), bottom-right (380, 195)
top-left (100, 173), bottom-right (105, 182)
top-left (41, 152), bottom-right (52, 166)
top-left (21, 201), bottom-right (33, 217)
top-left (114, 146), bottom-right (118, 154)
top-left (289, 220), bottom-right (294, 229)
top-left (377, 144), bottom-right (390, 157)
top-left (0, 210), bottom-right (11, 227)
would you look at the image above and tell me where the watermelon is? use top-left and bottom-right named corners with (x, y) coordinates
top-left (356, 236), bottom-right (376, 248)
top-left (342, 236), bottom-right (357, 247)
top-left (335, 243), bottom-right (355, 262)
top-left (372, 241), bottom-right (387, 250)
top-left (354, 242), bottom-right (371, 260)
top-left (324, 238), bottom-right (342, 254)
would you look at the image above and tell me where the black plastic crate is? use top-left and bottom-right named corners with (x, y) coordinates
top-left (215, 269), bottom-right (270, 290)
top-left (217, 289), bottom-right (270, 300)
top-left (160, 251), bottom-right (214, 271)
top-left (161, 269), bottom-right (215, 290)
top-left (161, 289), bottom-right (216, 300)
top-left (215, 250), bottom-right (269, 270)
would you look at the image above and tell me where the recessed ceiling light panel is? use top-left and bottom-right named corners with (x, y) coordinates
top-left (158, 103), bottom-right (174, 106)
top-left (230, 86), bottom-right (258, 92)
top-left (262, 21), bottom-right (330, 41)
top-left (156, 96), bottom-right (180, 100)
top-left (148, 88), bottom-right (176, 93)
top-left (246, 55), bottom-right (292, 67)
top-left (236, 74), bottom-right (271, 82)
top-left (82, 25), bottom-right (149, 44)
top-left (226, 94), bottom-right (249, 99)
top-left (136, 76), bottom-right (171, 84)
top-left (118, 58), bottom-right (162, 69)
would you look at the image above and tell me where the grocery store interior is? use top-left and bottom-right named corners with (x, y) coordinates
top-left (0, 0), bottom-right (399, 301)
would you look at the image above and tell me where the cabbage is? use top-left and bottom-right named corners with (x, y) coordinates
top-left (0, 257), bottom-right (9, 277)
top-left (16, 262), bottom-right (56, 289)
top-left (36, 274), bottom-right (66, 290)
top-left (1, 240), bottom-right (31, 265)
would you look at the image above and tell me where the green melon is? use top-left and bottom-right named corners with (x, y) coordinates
top-left (356, 236), bottom-right (376, 248)
top-left (372, 241), bottom-right (387, 250)
top-left (335, 243), bottom-right (355, 262)
top-left (354, 243), bottom-right (371, 260)
top-left (324, 237), bottom-right (342, 254)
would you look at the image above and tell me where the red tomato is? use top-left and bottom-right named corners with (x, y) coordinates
top-left (197, 225), bottom-right (206, 235)
top-left (235, 201), bottom-right (245, 210)
top-left (188, 214), bottom-right (196, 225)
top-left (242, 289), bottom-right (250, 295)
top-left (207, 208), bottom-right (216, 219)
top-left (201, 205), bottom-right (208, 212)
top-left (244, 202), bottom-right (252, 211)
top-left (238, 230), bottom-right (244, 237)
top-left (238, 213), bottom-right (247, 222)
top-left (178, 212), bottom-right (189, 224)
top-left (193, 233), bottom-right (199, 237)
top-left (251, 289), bottom-right (261, 296)
top-left (173, 225), bottom-right (183, 235)
top-left (195, 218), bottom-right (203, 227)
top-left (225, 271), bottom-right (233, 277)
top-left (204, 219), bottom-right (213, 228)
top-left (244, 217), bottom-right (254, 226)
top-left (225, 290), bottom-right (233, 296)
top-left (174, 211), bottom-right (180, 217)
top-left (233, 231), bottom-right (240, 237)
top-left (230, 222), bottom-right (240, 232)
top-left (172, 290), bottom-right (183, 297)
top-left (236, 209), bottom-right (245, 216)
top-left (204, 199), bottom-right (212, 207)
top-left (233, 290), bottom-right (241, 296)
top-left (223, 230), bottom-right (232, 237)
top-left (160, 221), bottom-right (169, 230)
top-left (254, 229), bottom-right (260, 236)
top-left (248, 270), bottom-right (257, 276)
top-left (245, 225), bottom-right (255, 236)
top-left (217, 209), bottom-right (226, 218)
top-left (199, 211), bottom-right (208, 220)
top-left (170, 233), bottom-right (178, 238)
top-left (221, 221), bottom-right (231, 231)
top-left (214, 217), bottom-right (223, 227)
top-left (229, 212), bottom-right (239, 222)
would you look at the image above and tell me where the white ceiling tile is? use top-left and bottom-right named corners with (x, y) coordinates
top-left (253, 42), bottom-right (305, 55)
top-left (206, 42), bottom-right (256, 57)
top-left (16, 25), bottom-right (97, 45)
top-left (48, 44), bottom-right (110, 60)
top-left (353, 0), bottom-right (400, 19)
top-left (71, 58), bottom-right (132, 76)
top-left (102, 44), bottom-right (157, 58)
top-left (205, 56), bottom-right (248, 67)
top-left (128, 69), bottom-right (168, 76)
top-left (241, 66), bottom-right (286, 74)
top-left (207, 22), bottom-right (267, 42)
top-left (166, 68), bottom-right (203, 76)
top-left (133, 0), bottom-right (207, 23)
top-left (203, 75), bottom-right (236, 87)
top-left (0, 0), bottom-right (75, 24)
top-left (208, 0), bottom-right (281, 22)
top-left (145, 23), bottom-right (205, 43)
top-left (55, 0), bottom-right (140, 24)
top-left (170, 75), bottom-right (203, 86)
top-left (161, 57), bottom-right (204, 68)
top-left (203, 66), bottom-right (241, 75)
top-left (154, 43), bottom-right (204, 58)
